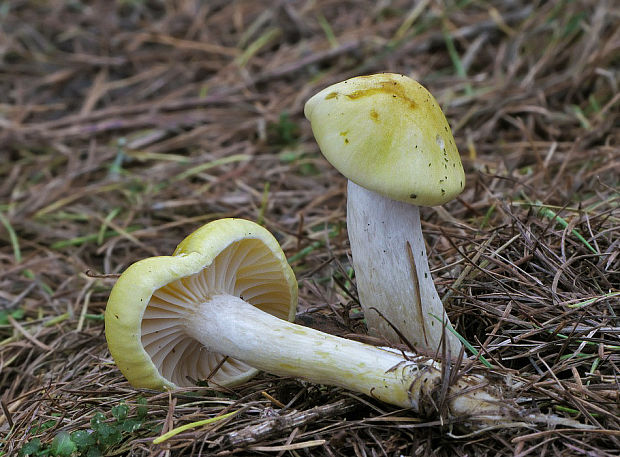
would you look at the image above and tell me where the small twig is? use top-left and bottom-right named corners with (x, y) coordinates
top-left (368, 306), bottom-right (417, 355)
top-left (85, 270), bottom-right (121, 279)
top-left (406, 241), bottom-right (429, 348)
top-left (7, 315), bottom-right (52, 352)
top-left (222, 399), bottom-right (358, 448)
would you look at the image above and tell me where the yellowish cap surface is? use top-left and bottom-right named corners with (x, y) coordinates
top-left (304, 73), bottom-right (465, 206)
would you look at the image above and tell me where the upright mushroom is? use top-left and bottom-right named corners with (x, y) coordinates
top-left (304, 73), bottom-right (464, 356)
top-left (105, 218), bottom-right (591, 431)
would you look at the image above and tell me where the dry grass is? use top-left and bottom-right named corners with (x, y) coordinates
top-left (1, 0), bottom-right (618, 455)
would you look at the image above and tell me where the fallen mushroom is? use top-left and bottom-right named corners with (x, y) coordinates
top-left (304, 73), bottom-right (464, 355)
top-left (105, 218), bottom-right (591, 431)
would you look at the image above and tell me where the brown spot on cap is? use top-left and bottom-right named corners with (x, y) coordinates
top-left (345, 81), bottom-right (416, 109)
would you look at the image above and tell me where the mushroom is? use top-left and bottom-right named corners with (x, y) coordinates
top-left (105, 218), bottom-right (592, 430)
top-left (304, 73), bottom-right (464, 356)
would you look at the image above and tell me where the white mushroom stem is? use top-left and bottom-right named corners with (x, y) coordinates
top-left (185, 294), bottom-right (591, 430)
top-left (346, 180), bottom-right (462, 356)
top-left (188, 294), bottom-right (426, 409)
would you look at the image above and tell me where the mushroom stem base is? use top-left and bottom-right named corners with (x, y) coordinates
top-left (185, 294), bottom-right (592, 430)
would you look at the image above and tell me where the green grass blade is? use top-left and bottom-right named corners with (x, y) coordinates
top-left (429, 313), bottom-right (493, 368)
top-left (153, 410), bottom-right (239, 444)
top-left (0, 211), bottom-right (21, 263)
top-left (441, 22), bottom-right (472, 96)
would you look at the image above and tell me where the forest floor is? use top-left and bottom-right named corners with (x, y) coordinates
top-left (1, 1), bottom-right (618, 456)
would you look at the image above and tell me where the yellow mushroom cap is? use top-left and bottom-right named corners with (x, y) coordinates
top-left (105, 218), bottom-right (297, 390)
top-left (304, 73), bottom-right (465, 206)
